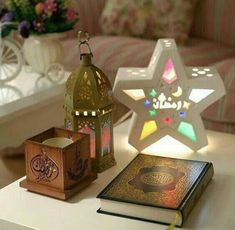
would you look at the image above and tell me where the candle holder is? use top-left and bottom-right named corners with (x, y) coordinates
top-left (20, 127), bottom-right (97, 200)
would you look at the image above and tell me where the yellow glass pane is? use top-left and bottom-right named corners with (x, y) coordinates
top-left (140, 120), bottom-right (157, 140)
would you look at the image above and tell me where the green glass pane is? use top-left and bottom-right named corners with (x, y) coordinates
top-left (177, 121), bottom-right (197, 142)
top-left (149, 89), bottom-right (157, 97)
top-left (149, 110), bottom-right (157, 116)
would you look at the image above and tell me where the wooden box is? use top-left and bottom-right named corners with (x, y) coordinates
top-left (20, 127), bottom-right (97, 200)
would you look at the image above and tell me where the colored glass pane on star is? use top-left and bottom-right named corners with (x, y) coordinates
top-left (179, 111), bottom-right (186, 118)
top-left (162, 58), bottom-right (178, 84)
top-left (177, 122), bottom-right (197, 142)
top-left (149, 89), bottom-right (157, 97)
top-left (149, 109), bottom-right (157, 116)
top-left (164, 116), bottom-right (172, 125)
top-left (189, 89), bottom-right (214, 103)
top-left (140, 120), bottom-right (157, 140)
top-left (123, 89), bottom-right (145, 100)
top-left (144, 99), bottom-right (151, 108)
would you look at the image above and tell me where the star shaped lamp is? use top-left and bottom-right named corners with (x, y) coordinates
top-left (113, 39), bottom-right (225, 151)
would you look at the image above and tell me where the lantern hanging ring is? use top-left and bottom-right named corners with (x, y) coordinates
top-left (78, 30), bottom-right (93, 58)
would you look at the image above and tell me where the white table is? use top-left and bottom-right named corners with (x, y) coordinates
top-left (0, 119), bottom-right (235, 229)
top-left (0, 66), bottom-right (70, 150)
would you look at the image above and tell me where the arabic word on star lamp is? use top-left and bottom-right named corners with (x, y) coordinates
top-left (113, 39), bottom-right (226, 152)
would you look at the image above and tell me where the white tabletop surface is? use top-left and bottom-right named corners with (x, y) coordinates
top-left (0, 119), bottom-right (235, 230)
top-left (0, 66), bottom-right (69, 124)
top-left (0, 66), bottom-right (70, 149)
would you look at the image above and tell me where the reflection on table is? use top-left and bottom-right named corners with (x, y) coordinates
top-left (0, 65), bottom-right (68, 106)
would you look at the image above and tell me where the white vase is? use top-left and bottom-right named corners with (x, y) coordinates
top-left (23, 33), bottom-right (65, 74)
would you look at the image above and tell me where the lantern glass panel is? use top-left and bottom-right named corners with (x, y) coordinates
top-left (101, 120), bottom-right (112, 156)
top-left (78, 121), bottom-right (96, 158)
top-left (65, 119), bottom-right (72, 130)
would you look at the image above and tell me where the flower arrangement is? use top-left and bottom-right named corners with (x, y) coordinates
top-left (3, 0), bottom-right (78, 38)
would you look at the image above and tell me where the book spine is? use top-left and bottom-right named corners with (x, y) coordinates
top-left (180, 163), bottom-right (214, 223)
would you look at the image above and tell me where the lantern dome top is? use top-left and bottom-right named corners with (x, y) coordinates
top-left (64, 53), bottom-right (113, 112)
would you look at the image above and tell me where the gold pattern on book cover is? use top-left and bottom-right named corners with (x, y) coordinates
top-left (103, 154), bottom-right (206, 209)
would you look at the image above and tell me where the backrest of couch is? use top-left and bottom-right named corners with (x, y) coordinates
top-left (66, 0), bottom-right (105, 38)
top-left (191, 0), bottom-right (235, 47)
top-left (74, 0), bottom-right (105, 35)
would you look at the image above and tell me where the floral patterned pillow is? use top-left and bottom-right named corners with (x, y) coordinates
top-left (100, 0), bottom-right (198, 44)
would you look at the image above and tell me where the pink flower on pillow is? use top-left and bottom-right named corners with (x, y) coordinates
top-left (153, 0), bottom-right (173, 14)
top-left (128, 8), bottom-right (137, 19)
top-left (100, 0), bottom-right (195, 44)
top-left (44, 0), bottom-right (57, 16)
top-left (66, 8), bottom-right (76, 22)
top-left (109, 10), bottom-right (120, 25)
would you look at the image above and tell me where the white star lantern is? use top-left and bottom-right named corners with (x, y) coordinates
top-left (113, 39), bottom-right (225, 151)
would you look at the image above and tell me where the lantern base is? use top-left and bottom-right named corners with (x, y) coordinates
top-left (93, 153), bottom-right (116, 173)
top-left (20, 173), bottom-right (97, 200)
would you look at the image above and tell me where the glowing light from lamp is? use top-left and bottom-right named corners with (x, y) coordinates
top-left (140, 120), bottom-right (157, 140)
top-left (113, 39), bottom-right (225, 151)
top-left (189, 89), bottom-right (214, 103)
top-left (123, 89), bottom-right (145, 100)
top-left (142, 135), bottom-right (193, 157)
top-left (178, 121), bottom-right (197, 142)
top-left (162, 58), bottom-right (177, 84)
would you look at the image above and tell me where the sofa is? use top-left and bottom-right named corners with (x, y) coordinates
top-left (63, 0), bottom-right (235, 133)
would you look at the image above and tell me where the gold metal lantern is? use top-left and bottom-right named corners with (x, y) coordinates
top-left (64, 31), bottom-right (116, 173)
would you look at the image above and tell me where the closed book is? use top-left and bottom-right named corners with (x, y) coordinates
top-left (97, 154), bottom-right (213, 227)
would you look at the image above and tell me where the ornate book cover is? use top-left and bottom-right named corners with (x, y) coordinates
top-left (97, 154), bottom-right (213, 227)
